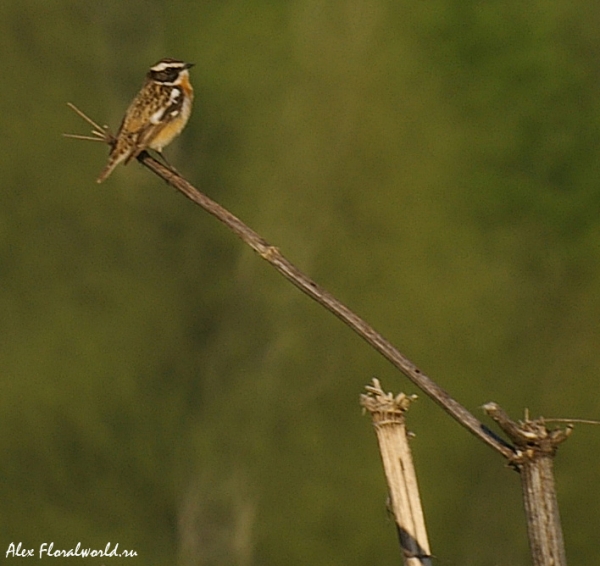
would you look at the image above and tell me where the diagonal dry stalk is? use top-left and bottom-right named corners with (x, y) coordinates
top-left (65, 102), bottom-right (515, 459)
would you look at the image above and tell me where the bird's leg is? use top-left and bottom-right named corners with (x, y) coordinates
top-left (149, 150), bottom-right (181, 176)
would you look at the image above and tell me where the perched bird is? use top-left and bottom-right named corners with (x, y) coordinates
top-left (96, 58), bottom-right (194, 183)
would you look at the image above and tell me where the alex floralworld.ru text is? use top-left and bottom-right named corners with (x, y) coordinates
top-left (6, 541), bottom-right (137, 558)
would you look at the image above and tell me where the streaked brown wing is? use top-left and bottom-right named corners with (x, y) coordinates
top-left (128, 122), bottom-right (166, 161)
top-left (126, 88), bottom-right (184, 161)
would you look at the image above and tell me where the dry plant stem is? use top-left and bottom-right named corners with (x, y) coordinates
top-left (521, 458), bottom-right (567, 566)
top-left (63, 103), bottom-right (114, 144)
top-left (65, 103), bottom-right (513, 459)
top-left (141, 153), bottom-right (514, 459)
top-left (361, 380), bottom-right (432, 566)
top-left (484, 403), bottom-right (569, 566)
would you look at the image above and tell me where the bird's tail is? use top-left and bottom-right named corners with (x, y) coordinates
top-left (96, 151), bottom-right (128, 183)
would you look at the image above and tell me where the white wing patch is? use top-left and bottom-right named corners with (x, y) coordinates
top-left (150, 108), bottom-right (165, 124)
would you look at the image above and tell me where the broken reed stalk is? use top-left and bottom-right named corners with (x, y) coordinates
top-left (361, 379), bottom-right (432, 566)
top-left (484, 403), bottom-right (571, 566)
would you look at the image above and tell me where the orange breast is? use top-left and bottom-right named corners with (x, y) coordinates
top-left (149, 116), bottom-right (187, 151)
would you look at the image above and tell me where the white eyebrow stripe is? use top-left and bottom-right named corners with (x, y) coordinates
top-left (151, 61), bottom-right (185, 72)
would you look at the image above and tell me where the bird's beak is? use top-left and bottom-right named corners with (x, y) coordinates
top-left (185, 62), bottom-right (195, 70)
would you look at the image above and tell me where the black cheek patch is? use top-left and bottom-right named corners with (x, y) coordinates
top-left (151, 69), bottom-right (180, 83)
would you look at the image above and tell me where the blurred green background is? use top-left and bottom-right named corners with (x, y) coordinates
top-left (2, 1), bottom-right (599, 564)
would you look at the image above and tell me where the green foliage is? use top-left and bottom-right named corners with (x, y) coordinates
top-left (1, 1), bottom-right (599, 565)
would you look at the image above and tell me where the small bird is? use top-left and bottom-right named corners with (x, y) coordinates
top-left (96, 58), bottom-right (194, 183)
